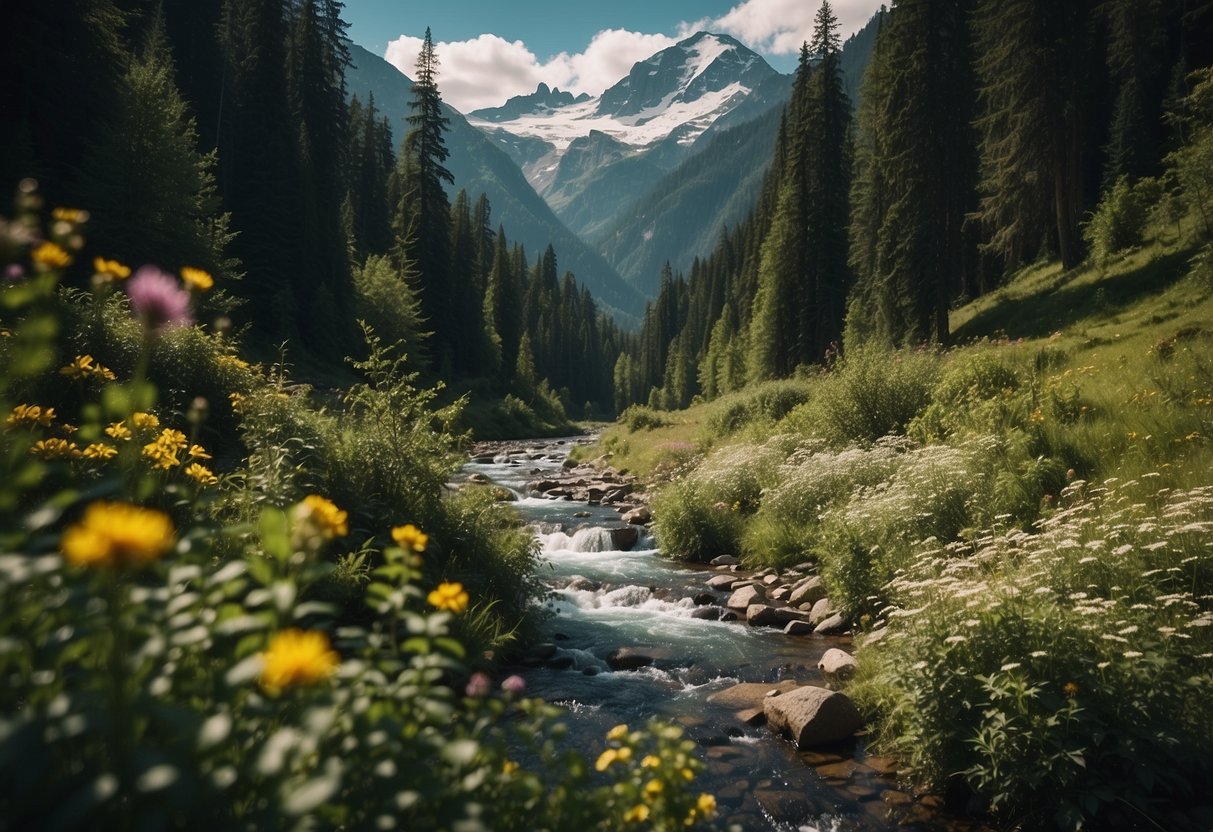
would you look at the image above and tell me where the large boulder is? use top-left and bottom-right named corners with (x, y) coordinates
top-left (622, 506), bottom-right (651, 525)
top-left (808, 597), bottom-right (837, 626)
top-left (746, 605), bottom-right (811, 629)
top-left (706, 680), bottom-right (800, 710)
top-left (817, 648), bottom-right (858, 688)
top-left (710, 555), bottom-right (738, 566)
top-left (789, 576), bottom-right (829, 607)
top-left (763, 685), bottom-right (863, 748)
top-left (814, 613), bottom-right (848, 635)
top-left (608, 526), bottom-right (639, 550)
top-left (726, 584), bottom-right (766, 610)
top-left (706, 574), bottom-right (738, 590)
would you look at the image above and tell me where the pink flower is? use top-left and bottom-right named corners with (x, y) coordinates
top-left (465, 671), bottom-right (491, 697)
top-left (500, 674), bottom-right (526, 694)
top-left (126, 266), bottom-right (192, 331)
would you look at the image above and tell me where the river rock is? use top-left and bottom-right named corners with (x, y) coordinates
top-left (763, 685), bottom-right (863, 748)
top-left (608, 526), bottom-right (639, 550)
top-left (527, 642), bottom-right (558, 661)
top-left (606, 647), bottom-right (654, 671)
top-left (770, 586), bottom-right (792, 602)
top-left (789, 576), bottom-right (829, 607)
top-left (564, 575), bottom-right (600, 592)
top-left (692, 592), bottom-right (716, 606)
top-left (726, 585), bottom-right (765, 610)
top-left (547, 655), bottom-right (574, 671)
top-left (753, 790), bottom-right (813, 825)
top-left (529, 479), bottom-right (561, 493)
top-left (467, 472), bottom-right (490, 483)
top-left (814, 613), bottom-right (849, 635)
top-left (705, 680), bottom-right (800, 710)
top-left (808, 598), bottom-right (837, 626)
top-left (691, 606), bottom-right (727, 620)
top-left (710, 554), bottom-right (738, 566)
top-left (762, 573), bottom-right (781, 586)
top-left (706, 574), bottom-right (737, 590)
top-left (784, 620), bottom-right (815, 636)
top-left (818, 648), bottom-right (858, 688)
top-left (622, 506), bottom-right (651, 525)
top-left (746, 605), bottom-right (810, 629)
top-left (472, 454), bottom-right (495, 464)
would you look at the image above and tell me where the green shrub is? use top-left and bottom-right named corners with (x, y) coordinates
top-left (620, 404), bottom-right (669, 431)
top-left (703, 378), bottom-right (813, 438)
top-left (1084, 176), bottom-right (1151, 264)
top-left (793, 345), bottom-right (939, 446)
top-left (853, 479), bottom-right (1213, 828)
top-left (909, 349), bottom-right (1025, 441)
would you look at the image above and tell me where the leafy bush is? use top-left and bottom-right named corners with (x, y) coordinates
top-left (853, 478), bottom-right (1213, 828)
top-left (620, 404), bottom-right (669, 432)
top-left (703, 378), bottom-right (813, 438)
top-left (1084, 176), bottom-right (1151, 264)
top-left (791, 345), bottom-right (939, 446)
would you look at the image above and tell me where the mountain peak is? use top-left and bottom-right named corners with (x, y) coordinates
top-left (470, 83), bottom-right (583, 122)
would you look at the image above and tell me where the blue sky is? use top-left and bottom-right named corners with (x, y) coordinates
top-left (343, 0), bottom-right (884, 112)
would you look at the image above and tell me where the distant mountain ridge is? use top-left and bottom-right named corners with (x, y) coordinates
top-left (343, 44), bottom-right (645, 322)
top-left (471, 83), bottom-right (591, 123)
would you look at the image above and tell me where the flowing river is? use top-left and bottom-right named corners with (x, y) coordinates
top-left (465, 437), bottom-right (971, 832)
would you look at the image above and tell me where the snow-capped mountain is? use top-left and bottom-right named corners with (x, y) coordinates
top-left (466, 32), bottom-right (787, 248)
top-left (471, 83), bottom-right (591, 123)
top-left (469, 32), bottom-right (784, 193)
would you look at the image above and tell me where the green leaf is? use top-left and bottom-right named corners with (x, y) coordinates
top-left (259, 508), bottom-right (292, 562)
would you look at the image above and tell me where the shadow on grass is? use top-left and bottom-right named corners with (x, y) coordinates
top-left (952, 246), bottom-right (1197, 342)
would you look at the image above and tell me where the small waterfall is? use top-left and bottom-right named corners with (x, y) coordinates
top-left (542, 526), bottom-right (621, 553)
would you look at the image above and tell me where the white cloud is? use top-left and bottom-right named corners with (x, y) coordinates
top-left (384, 29), bottom-right (678, 113)
top-left (705, 0), bottom-right (880, 55)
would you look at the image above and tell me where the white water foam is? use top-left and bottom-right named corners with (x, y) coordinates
top-left (542, 527), bottom-right (620, 553)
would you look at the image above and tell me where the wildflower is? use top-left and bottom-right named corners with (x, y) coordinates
top-left (606, 724), bottom-right (629, 742)
top-left (31, 438), bottom-right (79, 459)
top-left (502, 760), bottom-right (519, 776)
top-left (643, 779), bottom-right (663, 799)
top-left (188, 444), bottom-right (211, 460)
top-left (1030, 408), bottom-right (1045, 424)
top-left (81, 443), bottom-right (118, 461)
top-left (641, 755), bottom-right (660, 768)
top-left (228, 392), bottom-right (244, 412)
top-left (294, 495), bottom-right (348, 539)
top-left (142, 430), bottom-right (186, 470)
top-left (623, 805), bottom-right (649, 824)
top-left (126, 265), bottom-right (192, 331)
top-left (595, 749), bottom-right (618, 771)
top-left (680, 767), bottom-right (694, 781)
top-left (428, 581), bottom-right (469, 613)
top-left (185, 463), bottom-right (219, 486)
top-left (616, 746), bottom-right (633, 762)
top-left (52, 207), bottom-right (88, 223)
top-left (31, 241), bottom-right (72, 270)
top-left (500, 674), bottom-right (526, 694)
top-left (215, 354), bottom-right (250, 371)
top-left (465, 671), bottom-right (491, 697)
top-left (93, 257), bottom-right (130, 281)
top-left (59, 354), bottom-right (116, 381)
top-left (259, 629), bottom-right (339, 691)
top-left (157, 429), bottom-right (188, 454)
top-left (696, 793), bottom-right (717, 817)
top-left (1123, 650), bottom-right (1143, 659)
top-left (180, 266), bottom-right (214, 292)
top-left (105, 421), bottom-right (132, 441)
top-left (1063, 681), bottom-right (1079, 698)
top-left (6, 404), bottom-right (55, 429)
top-left (131, 412), bottom-right (160, 430)
top-left (391, 523), bottom-right (428, 553)
top-left (4, 265), bottom-right (23, 282)
top-left (60, 501), bottom-right (174, 568)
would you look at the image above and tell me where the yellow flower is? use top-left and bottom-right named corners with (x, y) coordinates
top-left (1063, 681), bottom-right (1079, 698)
top-left (595, 749), bottom-right (617, 771)
top-left (6, 404), bottom-right (56, 429)
top-left (31, 437), bottom-right (79, 459)
top-left (81, 443), bottom-right (118, 460)
top-left (59, 354), bottom-right (116, 381)
top-left (228, 392), bottom-right (245, 412)
top-left (606, 723), bottom-right (629, 742)
top-left (188, 444), bottom-right (211, 460)
top-left (643, 779), bottom-right (663, 800)
top-left (185, 462), bottom-right (219, 486)
top-left (502, 760), bottom-right (519, 776)
top-left (259, 629), bottom-right (339, 691)
top-left (132, 412), bottom-right (160, 430)
top-left (294, 495), bottom-right (349, 539)
top-left (93, 257), bottom-right (131, 281)
top-left (180, 266), bottom-right (214, 292)
top-left (391, 523), bottom-right (428, 553)
top-left (156, 428), bottom-right (188, 454)
top-left (641, 755), bottom-right (660, 768)
top-left (31, 241), bottom-right (72, 270)
top-left (1029, 408), bottom-right (1045, 424)
top-left (623, 805), bottom-right (650, 824)
top-left (696, 793), bottom-right (716, 818)
top-left (680, 767), bottom-right (694, 781)
top-left (53, 207), bottom-right (88, 223)
top-left (105, 421), bottom-right (132, 441)
top-left (215, 354), bottom-right (250, 371)
top-left (428, 581), bottom-right (469, 614)
top-left (60, 501), bottom-right (174, 568)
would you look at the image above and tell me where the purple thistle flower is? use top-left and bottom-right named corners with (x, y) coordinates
top-left (500, 674), bottom-right (526, 694)
top-left (4, 263), bottom-right (23, 282)
top-left (465, 671), bottom-right (491, 698)
top-left (126, 265), bottom-right (192, 332)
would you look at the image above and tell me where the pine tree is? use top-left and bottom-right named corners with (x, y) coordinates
top-left (78, 16), bottom-right (237, 283)
top-left (397, 28), bottom-right (455, 366)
